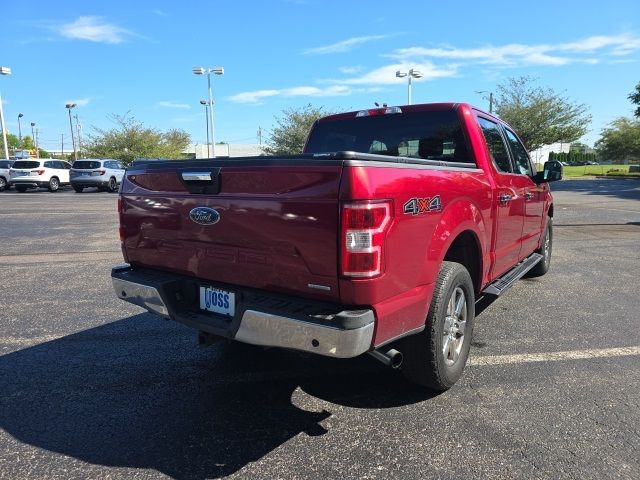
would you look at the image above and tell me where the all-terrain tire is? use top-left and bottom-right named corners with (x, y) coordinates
top-left (400, 261), bottom-right (475, 391)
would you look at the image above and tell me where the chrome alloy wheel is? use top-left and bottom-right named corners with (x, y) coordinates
top-left (442, 287), bottom-right (467, 366)
top-left (543, 229), bottom-right (551, 263)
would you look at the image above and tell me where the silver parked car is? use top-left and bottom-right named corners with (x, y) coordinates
top-left (0, 159), bottom-right (14, 191)
top-left (70, 159), bottom-right (125, 193)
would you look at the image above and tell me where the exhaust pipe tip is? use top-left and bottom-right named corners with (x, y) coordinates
top-left (368, 348), bottom-right (403, 369)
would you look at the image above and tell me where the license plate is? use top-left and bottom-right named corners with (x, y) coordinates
top-left (199, 286), bottom-right (235, 316)
top-left (82, 172), bottom-right (89, 176)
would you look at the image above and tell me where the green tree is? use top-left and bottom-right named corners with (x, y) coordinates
top-left (569, 142), bottom-right (590, 154)
top-left (595, 117), bottom-right (640, 163)
top-left (628, 81), bottom-right (640, 118)
top-left (21, 135), bottom-right (35, 150)
top-left (494, 76), bottom-right (591, 151)
top-left (84, 113), bottom-right (191, 165)
top-left (265, 104), bottom-right (336, 155)
top-left (0, 133), bottom-right (20, 152)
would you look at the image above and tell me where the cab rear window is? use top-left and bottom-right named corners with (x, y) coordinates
top-left (12, 161), bottom-right (40, 169)
top-left (305, 109), bottom-right (475, 165)
top-left (73, 161), bottom-right (102, 169)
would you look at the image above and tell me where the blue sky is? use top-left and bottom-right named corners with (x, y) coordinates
top-left (1, 0), bottom-right (640, 152)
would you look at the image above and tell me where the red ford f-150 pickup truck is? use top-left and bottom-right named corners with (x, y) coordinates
top-left (112, 102), bottom-right (562, 390)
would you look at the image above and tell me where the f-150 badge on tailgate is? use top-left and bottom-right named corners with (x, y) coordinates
top-left (189, 207), bottom-right (220, 225)
top-left (403, 196), bottom-right (442, 215)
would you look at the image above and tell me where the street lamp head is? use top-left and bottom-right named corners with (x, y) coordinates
top-left (0, 66), bottom-right (11, 75)
top-left (396, 70), bottom-right (407, 78)
top-left (65, 103), bottom-right (76, 109)
top-left (212, 67), bottom-right (224, 75)
top-left (192, 67), bottom-right (205, 75)
top-left (18, 113), bottom-right (23, 118)
top-left (409, 69), bottom-right (423, 78)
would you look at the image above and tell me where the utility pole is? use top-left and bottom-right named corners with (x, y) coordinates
top-left (61, 133), bottom-right (64, 157)
top-left (35, 128), bottom-right (39, 158)
top-left (74, 114), bottom-right (82, 158)
top-left (257, 126), bottom-right (263, 145)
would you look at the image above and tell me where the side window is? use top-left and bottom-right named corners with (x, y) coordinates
top-left (104, 161), bottom-right (112, 169)
top-left (369, 140), bottom-right (397, 156)
top-left (44, 161), bottom-right (55, 168)
top-left (477, 117), bottom-right (512, 173)
top-left (504, 128), bottom-right (533, 176)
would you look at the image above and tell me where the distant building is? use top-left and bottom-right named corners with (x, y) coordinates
top-left (185, 144), bottom-right (266, 159)
top-left (529, 142), bottom-right (571, 165)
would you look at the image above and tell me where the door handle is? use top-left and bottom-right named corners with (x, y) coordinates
top-left (524, 191), bottom-right (534, 200)
top-left (498, 193), bottom-right (512, 205)
top-left (181, 171), bottom-right (212, 181)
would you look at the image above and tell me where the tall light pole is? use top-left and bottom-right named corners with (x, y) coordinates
top-left (65, 103), bottom-right (78, 162)
top-left (199, 99), bottom-right (211, 157)
top-left (475, 90), bottom-right (494, 114)
top-left (396, 68), bottom-right (423, 105)
top-left (18, 113), bottom-right (24, 147)
top-left (30, 122), bottom-right (38, 158)
top-left (192, 66), bottom-right (224, 158)
top-left (0, 66), bottom-right (11, 160)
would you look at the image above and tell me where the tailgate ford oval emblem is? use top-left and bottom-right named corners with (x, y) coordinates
top-left (189, 207), bottom-right (220, 225)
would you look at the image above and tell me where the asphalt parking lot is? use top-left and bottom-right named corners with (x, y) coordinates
top-left (1, 179), bottom-right (639, 480)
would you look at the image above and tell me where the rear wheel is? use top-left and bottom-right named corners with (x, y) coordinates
top-left (16, 185), bottom-right (28, 193)
top-left (527, 218), bottom-right (552, 277)
top-left (48, 177), bottom-right (60, 192)
top-left (0, 177), bottom-right (6, 191)
top-left (73, 185), bottom-right (84, 193)
top-left (107, 177), bottom-right (118, 192)
top-left (400, 261), bottom-right (475, 391)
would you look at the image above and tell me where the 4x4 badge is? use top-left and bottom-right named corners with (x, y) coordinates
top-left (403, 196), bottom-right (442, 215)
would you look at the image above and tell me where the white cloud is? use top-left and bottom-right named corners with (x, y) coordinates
top-left (228, 85), bottom-right (381, 104)
top-left (152, 9), bottom-right (168, 17)
top-left (390, 34), bottom-right (640, 67)
top-left (157, 101), bottom-right (191, 109)
top-left (339, 66), bottom-right (363, 74)
top-left (304, 35), bottom-right (390, 55)
top-left (57, 16), bottom-right (134, 44)
top-left (335, 62), bottom-right (458, 85)
top-left (66, 97), bottom-right (91, 107)
top-left (227, 89), bottom-right (280, 104)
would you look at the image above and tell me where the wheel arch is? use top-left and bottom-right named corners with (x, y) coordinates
top-left (442, 230), bottom-right (483, 295)
top-left (425, 199), bottom-right (488, 294)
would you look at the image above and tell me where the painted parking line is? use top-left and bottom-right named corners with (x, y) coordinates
top-left (471, 346), bottom-right (640, 366)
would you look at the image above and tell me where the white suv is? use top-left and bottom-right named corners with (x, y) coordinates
top-left (10, 159), bottom-right (72, 192)
top-left (70, 159), bottom-right (125, 193)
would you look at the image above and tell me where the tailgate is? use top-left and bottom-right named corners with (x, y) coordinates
top-left (119, 158), bottom-right (343, 301)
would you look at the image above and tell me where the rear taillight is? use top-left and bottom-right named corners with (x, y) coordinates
top-left (117, 196), bottom-right (125, 241)
top-left (341, 201), bottom-right (393, 278)
top-left (32, 169), bottom-right (45, 175)
top-left (92, 170), bottom-right (106, 176)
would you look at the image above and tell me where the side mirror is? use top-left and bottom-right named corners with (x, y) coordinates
top-left (534, 160), bottom-right (563, 184)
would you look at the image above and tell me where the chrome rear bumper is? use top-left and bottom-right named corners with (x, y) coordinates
top-left (112, 265), bottom-right (374, 358)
